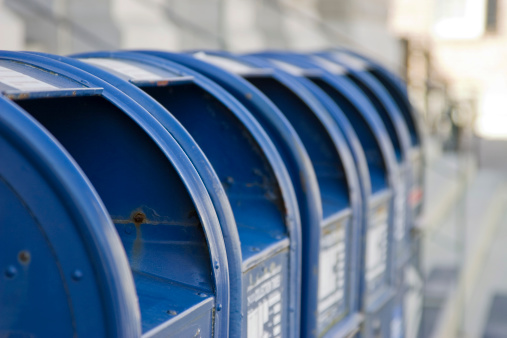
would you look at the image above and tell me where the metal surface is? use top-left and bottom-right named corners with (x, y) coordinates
top-left (0, 88), bottom-right (140, 337)
top-left (323, 49), bottom-right (425, 219)
top-left (0, 51), bottom-right (230, 337)
top-left (319, 50), bottom-right (427, 338)
top-left (134, 50), bottom-right (328, 338)
top-left (251, 52), bottom-right (400, 337)
top-left (66, 50), bottom-right (302, 338)
top-left (188, 51), bottom-right (364, 337)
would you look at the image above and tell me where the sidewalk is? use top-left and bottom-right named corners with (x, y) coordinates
top-left (417, 136), bottom-right (507, 338)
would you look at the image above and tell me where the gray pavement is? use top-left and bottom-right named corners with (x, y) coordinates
top-left (418, 136), bottom-right (507, 338)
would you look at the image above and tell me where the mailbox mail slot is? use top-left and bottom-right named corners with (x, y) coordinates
top-left (0, 51), bottom-right (230, 337)
top-left (254, 53), bottom-right (401, 337)
top-left (175, 51), bottom-right (364, 338)
top-left (65, 51), bottom-right (302, 338)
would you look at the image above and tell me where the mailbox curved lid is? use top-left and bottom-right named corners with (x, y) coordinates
top-left (201, 51), bottom-right (361, 218)
top-left (313, 53), bottom-right (412, 163)
top-left (0, 51), bottom-right (230, 337)
top-left (71, 50), bottom-right (302, 338)
top-left (317, 51), bottom-right (425, 221)
top-left (251, 52), bottom-right (372, 199)
top-left (0, 95), bottom-right (140, 337)
top-left (255, 52), bottom-right (398, 194)
top-left (324, 49), bottom-right (423, 149)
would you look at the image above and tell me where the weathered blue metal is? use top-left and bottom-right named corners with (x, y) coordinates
top-left (62, 50), bottom-right (302, 338)
top-left (127, 51), bottom-right (323, 338)
top-left (0, 51), bottom-right (230, 337)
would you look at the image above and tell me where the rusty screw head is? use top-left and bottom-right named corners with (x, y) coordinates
top-left (133, 212), bottom-right (146, 224)
top-left (18, 251), bottom-right (31, 265)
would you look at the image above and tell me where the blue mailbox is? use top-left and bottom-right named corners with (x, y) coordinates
top-left (253, 53), bottom-right (401, 337)
top-left (120, 51), bottom-right (325, 337)
top-left (322, 50), bottom-right (424, 221)
top-left (0, 51), bottom-right (231, 337)
top-left (309, 54), bottom-right (413, 266)
top-left (167, 50), bottom-right (365, 337)
top-left (318, 49), bottom-right (426, 338)
top-left (57, 51), bottom-right (302, 338)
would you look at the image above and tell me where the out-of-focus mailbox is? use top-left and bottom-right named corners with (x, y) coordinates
top-left (254, 53), bottom-right (400, 337)
top-left (319, 49), bottom-right (426, 338)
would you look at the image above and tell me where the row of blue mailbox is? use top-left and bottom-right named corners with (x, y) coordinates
top-left (0, 49), bottom-right (424, 337)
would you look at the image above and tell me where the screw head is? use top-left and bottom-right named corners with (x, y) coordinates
top-left (4, 266), bottom-right (17, 278)
top-left (18, 251), bottom-right (31, 265)
top-left (133, 212), bottom-right (146, 224)
top-left (72, 269), bottom-right (83, 281)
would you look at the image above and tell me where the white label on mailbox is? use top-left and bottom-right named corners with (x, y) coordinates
top-left (318, 225), bottom-right (346, 312)
top-left (332, 53), bottom-right (369, 71)
top-left (317, 219), bottom-right (347, 333)
top-left (247, 264), bottom-right (283, 338)
top-left (269, 59), bottom-right (307, 76)
top-left (394, 180), bottom-right (407, 241)
top-left (0, 66), bottom-right (58, 91)
top-left (365, 205), bottom-right (388, 284)
top-left (193, 52), bottom-right (258, 74)
top-left (82, 58), bottom-right (163, 81)
top-left (311, 56), bottom-right (347, 75)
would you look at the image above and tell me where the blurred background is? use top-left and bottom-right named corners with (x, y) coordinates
top-left (1, 0), bottom-right (506, 336)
